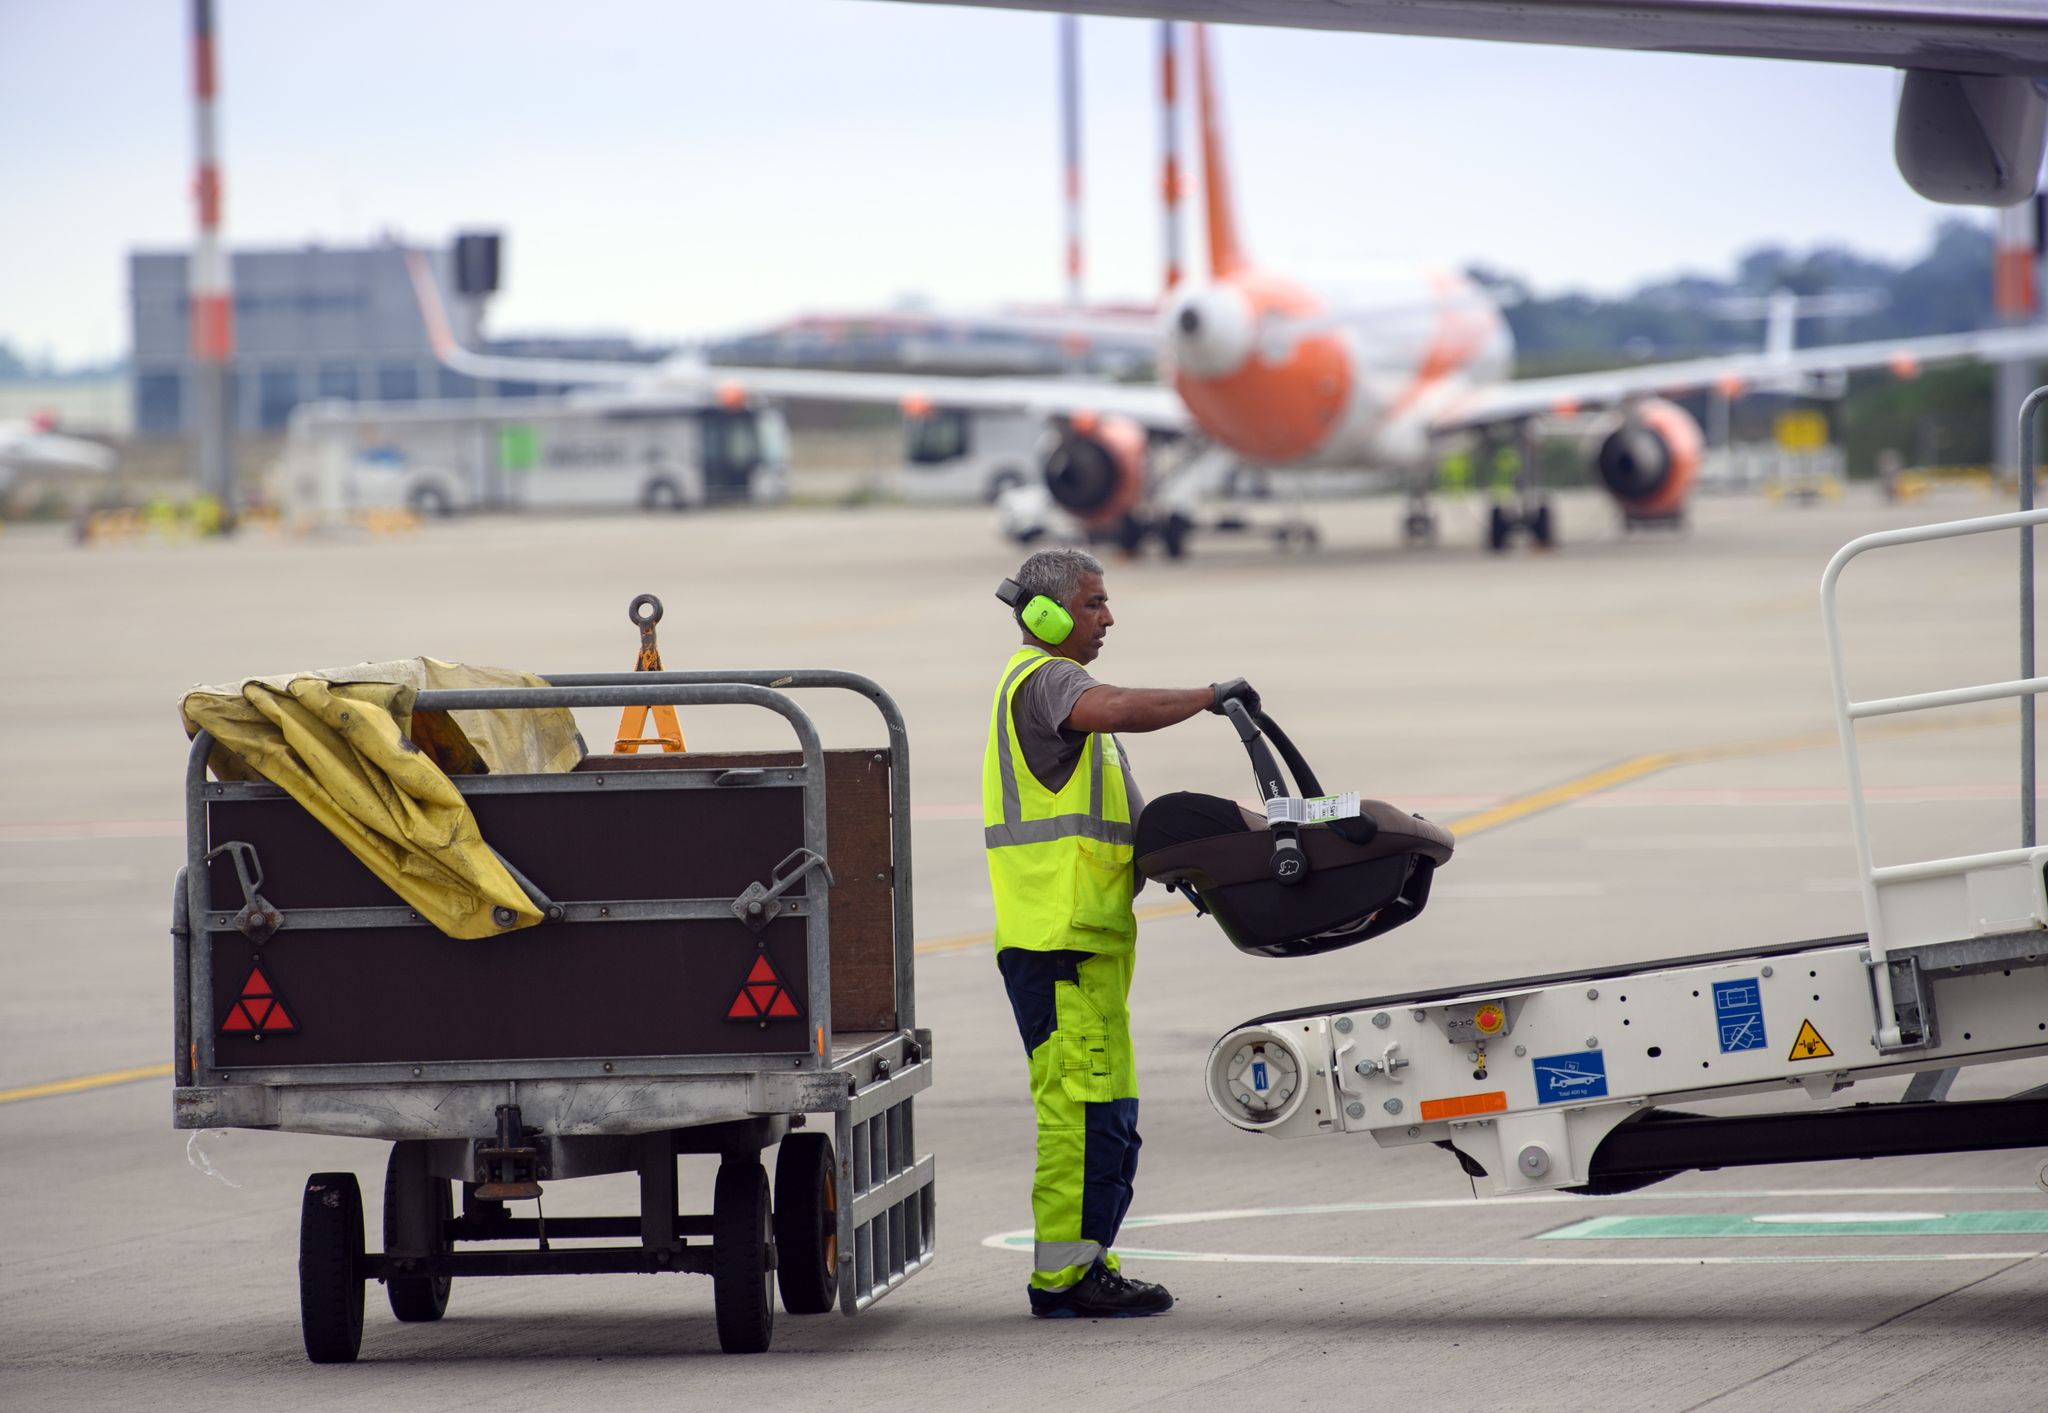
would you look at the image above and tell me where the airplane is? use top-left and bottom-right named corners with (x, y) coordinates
top-left (0, 413), bottom-right (114, 495)
top-left (408, 24), bottom-right (2048, 559)
top-left (883, 0), bottom-right (2048, 207)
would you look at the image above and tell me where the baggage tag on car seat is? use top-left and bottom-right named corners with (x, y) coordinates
top-left (1267, 792), bottom-right (1360, 826)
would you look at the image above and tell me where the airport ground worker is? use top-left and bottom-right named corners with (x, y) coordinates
top-left (985, 547), bottom-right (1259, 1319)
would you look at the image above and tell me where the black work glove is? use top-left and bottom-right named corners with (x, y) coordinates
top-left (1208, 678), bottom-right (1260, 716)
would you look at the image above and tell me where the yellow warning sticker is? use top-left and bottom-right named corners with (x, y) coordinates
top-left (1788, 1019), bottom-right (1833, 1061)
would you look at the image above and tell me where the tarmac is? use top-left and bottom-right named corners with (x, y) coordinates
top-left (4, 484), bottom-right (2047, 1411)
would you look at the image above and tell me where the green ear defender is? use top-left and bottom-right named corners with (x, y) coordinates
top-left (995, 578), bottom-right (1074, 646)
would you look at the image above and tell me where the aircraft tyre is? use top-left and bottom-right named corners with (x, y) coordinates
top-left (1402, 507), bottom-right (1437, 545)
top-left (1487, 503), bottom-right (1512, 553)
top-left (1530, 502), bottom-right (1555, 549)
top-left (1161, 511), bottom-right (1194, 560)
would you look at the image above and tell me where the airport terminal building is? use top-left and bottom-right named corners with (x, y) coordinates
top-left (126, 238), bottom-right (656, 438)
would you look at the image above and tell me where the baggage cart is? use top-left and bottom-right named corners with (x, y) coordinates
top-left (170, 667), bottom-right (934, 1361)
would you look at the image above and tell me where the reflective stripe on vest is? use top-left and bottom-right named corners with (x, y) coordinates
top-left (984, 651), bottom-right (1132, 849)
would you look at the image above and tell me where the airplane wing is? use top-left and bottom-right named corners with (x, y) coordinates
top-left (1432, 322), bottom-right (2048, 431)
top-left (886, 2), bottom-right (2048, 74)
top-left (0, 424), bottom-right (115, 476)
top-left (405, 249), bottom-right (1188, 431)
top-left (886, 3), bottom-right (2048, 204)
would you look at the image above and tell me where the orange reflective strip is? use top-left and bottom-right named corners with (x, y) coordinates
top-left (1418, 1091), bottom-right (1508, 1122)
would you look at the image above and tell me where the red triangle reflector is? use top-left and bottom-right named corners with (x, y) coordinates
top-left (726, 952), bottom-right (800, 1024)
top-left (222, 964), bottom-right (298, 1037)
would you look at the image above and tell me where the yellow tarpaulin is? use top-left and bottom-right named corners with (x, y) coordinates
top-left (180, 658), bottom-right (585, 940)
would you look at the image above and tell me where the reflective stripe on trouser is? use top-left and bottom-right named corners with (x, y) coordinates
top-left (997, 945), bottom-right (1141, 1291)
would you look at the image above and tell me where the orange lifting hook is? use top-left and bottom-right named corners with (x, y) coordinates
top-left (613, 592), bottom-right (686, 753)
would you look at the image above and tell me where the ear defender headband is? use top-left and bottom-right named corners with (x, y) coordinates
top-left (995, 577), bottom-right (1074, 646)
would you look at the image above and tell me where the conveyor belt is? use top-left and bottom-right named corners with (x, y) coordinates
top-left (1244, 931), bottom-right (1870, 1028)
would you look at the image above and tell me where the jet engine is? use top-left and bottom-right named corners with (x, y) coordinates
top-left (1163, 284), bottom-right (1256, 379)
top-left (1039, 412), bottom-right (1147, 527)
top-left (1589, 397), bottom-right (1702, 520)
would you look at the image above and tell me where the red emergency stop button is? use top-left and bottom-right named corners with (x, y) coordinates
top-left (1474, 1003), bottom-right (1506, 1035)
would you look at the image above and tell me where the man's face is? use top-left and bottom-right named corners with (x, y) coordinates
top-left (1059, 572), bottom-right (1113, 665)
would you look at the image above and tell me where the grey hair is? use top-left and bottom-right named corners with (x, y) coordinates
top-left (1013, 548), bottom-right (1104, 610)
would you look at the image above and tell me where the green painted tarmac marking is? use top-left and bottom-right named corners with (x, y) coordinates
top-left (1541, 1211), bottom-right (2048, 1240)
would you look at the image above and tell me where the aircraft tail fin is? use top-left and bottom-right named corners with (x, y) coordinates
top-left (1192, 24), bottom-right (1246, 279)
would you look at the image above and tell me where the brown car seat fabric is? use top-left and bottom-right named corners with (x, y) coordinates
top-left (1134, 791), bottom-right (1456, 959)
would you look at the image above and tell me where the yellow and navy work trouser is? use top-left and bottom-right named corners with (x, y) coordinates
top-left (997, 945), bottom-right (1140, 1292)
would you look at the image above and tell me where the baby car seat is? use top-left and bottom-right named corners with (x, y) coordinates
top-left (1134, 701), bottom-right (1454, 958)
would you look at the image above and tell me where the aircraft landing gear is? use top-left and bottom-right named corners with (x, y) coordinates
top-left (1401, 492), bottom-right (1438, 546)
top-left (1484, 420), bottom-right (1556, 553)
top-left (1486, 498), bottom-right (1557, 553)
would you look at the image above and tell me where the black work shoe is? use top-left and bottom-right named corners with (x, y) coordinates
top-left (1029, 1260), bottom-right (1174, 1319)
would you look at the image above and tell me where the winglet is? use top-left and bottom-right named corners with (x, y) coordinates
top-left (1192, 24), bottom-right (1246, 279)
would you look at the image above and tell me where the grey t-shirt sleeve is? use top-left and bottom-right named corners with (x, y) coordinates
top-left (1012, 658), bottom-right (1098, 796)
top-left (1011, 658), bottom-right (1146, 822)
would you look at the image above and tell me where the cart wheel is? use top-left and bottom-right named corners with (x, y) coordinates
top-left (712, 1158), bottom-right (775, 1353)
top-left (774, 1133), bottom-right (839, 1314)
top-left (299, 1172), bottom-right (366, 1364)
top-left (383, 1142), bottom-right (453, 1323)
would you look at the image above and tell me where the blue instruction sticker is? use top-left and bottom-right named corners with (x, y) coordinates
top-left (1532, 1050), bottom-right (1608, 1104)
top-left (1251, 1060), bottom-right (1270, 1093)
top-left (1713, 977), bottom-right (1767, 1053)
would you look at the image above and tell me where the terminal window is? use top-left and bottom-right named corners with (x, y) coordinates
top-left (377, 365), bottom-right (420, 403)
top-left (136, 372), bottom-right (182, 435)
top-left (259, 368), bottom-right (301, 429)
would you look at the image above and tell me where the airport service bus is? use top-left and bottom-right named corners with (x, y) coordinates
top-left (900, 406), bottom-right (1044, 503)
top-left (274, 393), bottom-right (790, 520)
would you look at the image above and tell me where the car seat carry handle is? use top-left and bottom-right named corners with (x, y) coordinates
top-left (1253, 710), bottom-right (1323, 799)
top-left (1221, 699), bottom-right (1311, 887)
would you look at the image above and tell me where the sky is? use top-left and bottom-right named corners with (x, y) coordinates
top-left (0, 0), bottom-right (1985, 366)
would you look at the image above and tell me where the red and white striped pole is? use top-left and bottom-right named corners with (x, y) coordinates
top-left (1159, 21), bottom-right (1184, 292)
top-left (190, 0), bottom-right (236, 519)
top-left (1060, 14), bottom-right (1083, 309)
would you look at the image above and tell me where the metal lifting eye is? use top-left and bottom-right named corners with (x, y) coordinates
top-left (628, 593), bottom-right (663, 626)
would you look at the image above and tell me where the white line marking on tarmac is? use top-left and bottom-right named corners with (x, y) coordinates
top-left (982, 1188), bottom-right (2047, 1269)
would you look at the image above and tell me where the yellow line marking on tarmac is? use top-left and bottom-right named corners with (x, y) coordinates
top-left (0, 1062), bottom-right (172, 1106)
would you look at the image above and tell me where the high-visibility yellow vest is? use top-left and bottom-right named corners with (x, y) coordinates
top-left (983, 648), bottom-right (1136, 955)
